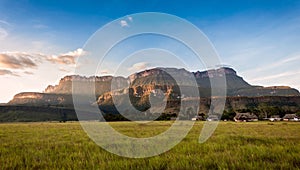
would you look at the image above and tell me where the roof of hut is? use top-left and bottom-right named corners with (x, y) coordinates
top-left (234, 113), bottom-right (258, 120)
top-left (283, 114), bottom-right (297, 119)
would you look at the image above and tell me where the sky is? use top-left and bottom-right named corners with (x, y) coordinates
top-left (0, 0), bottom-right (300, 102)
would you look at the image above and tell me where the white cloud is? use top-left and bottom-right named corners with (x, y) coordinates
top-left (47, 48), bottom-right (86, 65)
top-left (120, 17), bottom-right (133, 27)
top-left (120, 20), bottom-right (129, 27)
top-left (241, 53), bottom-right (300, 75)
top-left (99, 69), bottom-right (110, 75)
top-left (0, 48), bottom-right (85, 77)
top-left (128, 62), bottom-right (150, 71)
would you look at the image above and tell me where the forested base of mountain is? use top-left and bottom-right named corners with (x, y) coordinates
top-left (0, 106), bottom-right (179, 122)
top-left (1, 96), bottom-right (300, 122)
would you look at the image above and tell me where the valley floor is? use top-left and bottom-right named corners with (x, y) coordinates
top-left (0, 121), bottom-right (299, 169)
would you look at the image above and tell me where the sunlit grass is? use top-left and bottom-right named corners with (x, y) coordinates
top-left (0, 121), bottom-right (299, 169)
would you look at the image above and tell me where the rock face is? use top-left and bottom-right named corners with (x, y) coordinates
top-left (44, 75), bottom-right (128, 95)
top-left (8, 92), bottom-right (73, 107)
top-left (39, 67), bottom-right (300, 98)
top-left (5, 67), bottom-right (300, 122)
top-left (8, 67), bottom-right (300, 107)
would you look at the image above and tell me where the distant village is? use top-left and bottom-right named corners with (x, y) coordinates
top-left (191, 113), bottom-right (299, 122)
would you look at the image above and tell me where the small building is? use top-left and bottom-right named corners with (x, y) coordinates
top-left (269, 115), bottom-right (282, 122)
top-left (234, 113), bottom-right (258, 122)
top-left (206, 114), bottom-right (220, 121)
top-left (283, 114), bottom-right (299, 121)
top-left (170, 117), bottom-right (178, 121)
top-left (191, 115), bottom-right (204, 121)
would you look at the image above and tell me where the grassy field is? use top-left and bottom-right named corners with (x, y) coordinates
top-left (0, 121), bottom-right (300, 169)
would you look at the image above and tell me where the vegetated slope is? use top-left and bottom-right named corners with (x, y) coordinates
top-left (0, 106), bottom-right (77, 122)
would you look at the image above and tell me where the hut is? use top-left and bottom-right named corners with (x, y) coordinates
top-left (269, 115), bottom-right (281, 122)
top-left (191, 115), bottom-right (204, 121)
top-left (283, 114), bottom-right (298, 121)
top-left (206, 114), bottom-right (219, 121)
top-left (234, 113), bottom-right (258, 122)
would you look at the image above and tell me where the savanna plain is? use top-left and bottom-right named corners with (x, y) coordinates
top-left (0, 121), bottom-right (299, 169)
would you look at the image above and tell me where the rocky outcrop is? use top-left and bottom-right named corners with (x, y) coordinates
top-left (8, 92), bottom-right (73, 107)
top-left (41, 67), bottom-right (300, 97)
top-left (8, 67), bottom-right (300, 106)
top-left (44, 75), bottom-right (128, 96)
top-left (193, 67), bottom-right (237, 78)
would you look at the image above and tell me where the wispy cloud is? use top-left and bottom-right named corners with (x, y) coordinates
top-left (47, 48), bottom-right (85, 65)
top-left (241, 53), bottom-right (300, 75)
top-left (59, 67), bottom-right (71, 73)
top-left (0, 69), bottom-right (18, 76)
top-left (98, 69), bottom-right (111, 75)
top-left (33, 24), bottom-right (49, 29)
top-left (0, 48), bottom-right (85, 77)
top-left (0, 20), bottom-right (11, 26)
top-left (128, 62), bottom-right (150, 71)
top-left (24, 71), bottom-right (34, 75)
top-left (0, 20), bottom-right (10, 40)
top-left (0, 27), bottom-right (8, 40)
top-left (238, 52), bottom-right (300, 90)
top-left (248, 70), bottom-right (300, 82)
top-left (0, 52), bottom-right (39, 69)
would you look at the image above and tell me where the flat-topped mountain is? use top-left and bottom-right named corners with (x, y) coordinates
top-left (3, 67), bottom-right (300, 122)
top-left (44, 75), bottom-right (128, 95)
top-left (8, 67), bottom-right (300, 106)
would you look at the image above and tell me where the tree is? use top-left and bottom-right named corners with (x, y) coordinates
top-left (59, 109), bottom-right (67, 122)
top-left (222, 108), bottom-right (236, 120)
top-left (296, 111), bottom-right (300, 117)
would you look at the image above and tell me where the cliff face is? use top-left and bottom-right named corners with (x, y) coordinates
top-left (8, 92), bottom-right (73, 107)
top-left (44, 75), bottom-right (128, 95)
top-left (39, 67), bottom-right (300, 98)
top-left (5, 67), bottom-right (300, 122)
top-left (8, 67), bottom-right (300, 107)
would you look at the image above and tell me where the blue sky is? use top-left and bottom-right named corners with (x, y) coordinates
top-left (0, 0), bottom-right (300, 102)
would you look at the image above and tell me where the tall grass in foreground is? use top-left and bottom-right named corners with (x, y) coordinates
top-left (0, 121), bottom-right (299, 169)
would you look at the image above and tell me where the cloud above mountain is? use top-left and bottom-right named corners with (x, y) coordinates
top-left (0, 48), bottom-right (85, 76)
top-left (0, 52), bottom-right (39, 69)
top-left (128, 62), bottom-right (150, 71)
top-left (0, 48), bottom-right (84, 68)
top-left (0, 69), bottom-right (18, 76)
top-left (47, 48), bottom-right (85, 65)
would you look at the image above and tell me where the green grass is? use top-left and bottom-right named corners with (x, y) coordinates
top-left (0, 121), bottom-right (300, 169)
